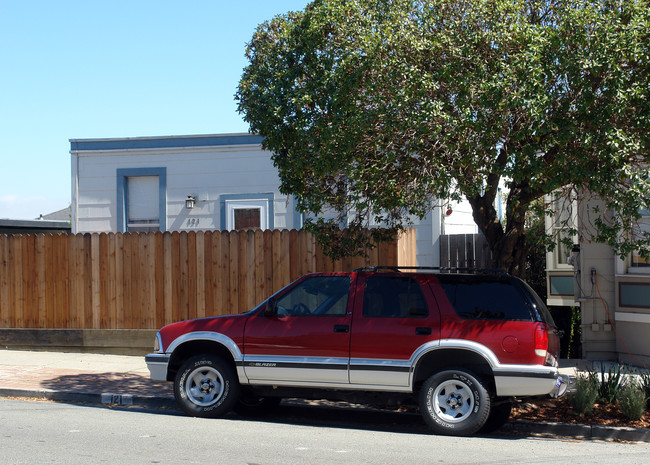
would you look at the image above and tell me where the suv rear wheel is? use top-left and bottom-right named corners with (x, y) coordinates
top-left (420, 369), bottom-right (490, 436)
top-left (174, 354), bottom-right (239, 418)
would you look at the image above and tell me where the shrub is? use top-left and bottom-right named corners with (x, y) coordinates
top-left (639, 372), bottom-right (650, 409)
top-left (617, 381), bottom-right (647, 421)
top-left (588, 363), bottom-right (623, 404)
top-left (571, 374), bottom-right (599, 417)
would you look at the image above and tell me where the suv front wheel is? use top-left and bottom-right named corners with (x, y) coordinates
top-left (420, 369), bottom-right (490, 436)
top-left (174, 354), bottom-right (239, 418)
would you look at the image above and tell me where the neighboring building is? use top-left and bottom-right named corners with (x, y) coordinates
top-left (545, 193), bottom-right (650, 366)
top-left (0, 218), bottom-right (71, 234)
top-left (70, 133), bottom-right (453, 266)
top-left (38, 206), bottom-right (71, 222)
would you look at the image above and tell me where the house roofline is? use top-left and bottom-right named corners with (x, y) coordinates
top-left (0, 219), bottom-right (71, 232)
top-left (69, 133), bottom-right (264, 152)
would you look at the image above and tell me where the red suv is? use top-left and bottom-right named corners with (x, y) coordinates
top-left (146, 267), bottom-right (565, 436)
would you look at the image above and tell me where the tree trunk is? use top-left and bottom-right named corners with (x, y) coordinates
top-left (467, 193), bottom-right (529, 278)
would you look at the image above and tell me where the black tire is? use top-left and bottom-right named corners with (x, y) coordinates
top-left (419, 369), bottom-right (490, 436)
top-left (233, 392), bottom-right (282, 416)
top-left (479, 401), bottom-right (512, 434)
top-left (174, 354), bottom-right (239, 418)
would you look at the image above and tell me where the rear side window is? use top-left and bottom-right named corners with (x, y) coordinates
top-left (439, 277), bottom-right (534, 321)
top-left (363, 276), bottom-right (428, 318)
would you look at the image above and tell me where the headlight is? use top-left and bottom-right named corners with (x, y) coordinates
top-left (153, 332), bottom-right (161, 352)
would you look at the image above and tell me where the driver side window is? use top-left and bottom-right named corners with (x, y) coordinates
top-left (276, 276), bottom-right (350, 316)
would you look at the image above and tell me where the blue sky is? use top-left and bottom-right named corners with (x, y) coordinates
top-left (0, 0), bottom-right (310, 220)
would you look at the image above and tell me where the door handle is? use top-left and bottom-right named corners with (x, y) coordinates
top-left (416, 327), bottom-right (432, 336)
top-left (334, 325), bottom-right (349, 333)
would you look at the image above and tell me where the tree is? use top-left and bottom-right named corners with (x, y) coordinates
top-left (236, 0), bottom-right (650, 276)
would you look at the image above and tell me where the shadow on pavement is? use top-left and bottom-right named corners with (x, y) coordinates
top-left (40, 372), bottom-right (173, 397)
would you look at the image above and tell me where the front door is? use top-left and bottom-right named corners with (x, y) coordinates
top-left (243, 274), bottom-right (353, 384)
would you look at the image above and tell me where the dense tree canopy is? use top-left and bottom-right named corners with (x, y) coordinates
top-left (236, 0), bottom-right (650, 275)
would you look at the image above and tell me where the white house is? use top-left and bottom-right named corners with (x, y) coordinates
top-left (71, 133), bottom-right (467, 266)
top-left (71, 134), bottom-right (300, 234)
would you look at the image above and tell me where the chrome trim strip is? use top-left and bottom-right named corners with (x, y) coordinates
top-left (166, 331), bottom-right (243, 361)
top-left (243, 355), bottom-right (350, 383)
top-left (248, 379), bottom-right (413, 393)
top-left (244, 355), bottom-right (349, 370)
top-left (349, 358), bottom-right (411, 372)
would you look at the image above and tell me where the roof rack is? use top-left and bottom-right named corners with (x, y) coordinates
top-left (352, 266), bottom-right (510, 276)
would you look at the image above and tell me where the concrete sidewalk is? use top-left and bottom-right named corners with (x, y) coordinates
top-left (0, 349), bottom-right (174, 409)
top-left (1, 349), bottom-right (648, 442)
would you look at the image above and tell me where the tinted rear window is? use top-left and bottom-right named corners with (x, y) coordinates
top-left (438, 275), bottom-right (534, 321)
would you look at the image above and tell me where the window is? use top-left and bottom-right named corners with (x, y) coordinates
top-left (275, 276), bottom-right (350, 316)
top-left (126, 176), bottom-right (160, 232)
top-left (234, 208), bottom-right (261, 230)
top-left (363, 276), bottom-right (428, 318)
top-left (550, 192), bottom-right (576, 268)
top-left (116, 168), bottom-right (167, 233)
top-left (438, 276), bottom-right (534, 321)
top-left (630, 211), bottom-right (650, 271)
top-left (221, 194), bottom-right (274, 231)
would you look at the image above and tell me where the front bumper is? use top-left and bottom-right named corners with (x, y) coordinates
top-left (145, 353), bottom-right (170, 381)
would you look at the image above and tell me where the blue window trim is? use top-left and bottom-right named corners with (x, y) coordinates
top-left (220, 193), bottom-right (274, 231)
top-left (116, 168), bottom-right (167, 232)
top-left (291, 195), bottom-right (304, 229)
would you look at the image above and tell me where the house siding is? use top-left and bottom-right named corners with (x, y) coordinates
top-left (71, 135), bottom-right (296, 234)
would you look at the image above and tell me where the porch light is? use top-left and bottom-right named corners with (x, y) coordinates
top-left (185, 195), bottom-right (197, 209)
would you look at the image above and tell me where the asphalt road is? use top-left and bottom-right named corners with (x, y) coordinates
top-left (1, 399), bottom-right (649, 465)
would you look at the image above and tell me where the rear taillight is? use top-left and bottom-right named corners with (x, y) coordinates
top-left (534, 323), bottom-right (548, 359)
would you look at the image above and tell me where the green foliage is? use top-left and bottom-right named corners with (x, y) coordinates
top-left (588, 363), bottom-right (624, 404)
top-left (617, 381), bottom-right (647, 421)
top-left (571, 374), bottom-right (599, 417)
top-left (237, 0), bottom-right (650, 271)
top-left (304, 218), bottom-right (399, 260)
top-left (639, 372), bottom-right (650, 409)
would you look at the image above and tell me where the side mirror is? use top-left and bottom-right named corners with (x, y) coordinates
top-left (264, 299), bottom-right (277, 316)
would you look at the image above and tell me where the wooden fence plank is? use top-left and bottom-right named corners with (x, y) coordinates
top-left (186, 232), bottom-right (197, 320)
top-left (35, 235), bottom-right (46, 328)
top-left (254, 230), bottom-right (265, 306)
top-left (22, 235), bottom-right (36, 328)
top-left (245, 230), bottom-right (256, 310)
top-left (219, 231), bottom-right (231, 316)
top-left (10, 236), bottom-right (23, 327)
top-left (202, 231), bottom-right (213, 319)
top-left (163, 232), bottom-right (173, 325)
top-left (0, 237), bottom-right (9, 327)
top-left (263, 230), bottom-right (274, 301)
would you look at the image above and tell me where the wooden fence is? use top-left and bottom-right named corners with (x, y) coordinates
top-left (0, 229), bottom-right (415, 330)
top-left (439, 233), bottom-right (492, 269)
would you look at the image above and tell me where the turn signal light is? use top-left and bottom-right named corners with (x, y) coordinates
top-left (534, 324), bottom-right (548, 359)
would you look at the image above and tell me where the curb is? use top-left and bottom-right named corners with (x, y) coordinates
top-left (2, 388), bottom-right (648, 443)
top-left (0, 387), bottom-right (177, 411)
top-left (505, 419), bottom-right (650, 443)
